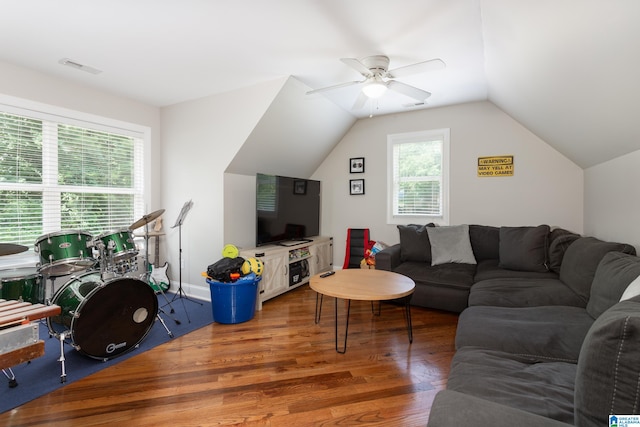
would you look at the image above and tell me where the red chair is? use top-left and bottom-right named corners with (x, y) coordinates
top-left (342, 228), bottom-right (371, 269)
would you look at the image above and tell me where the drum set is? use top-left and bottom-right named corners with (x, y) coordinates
top-left (0, 209), bottom-right (174, 382)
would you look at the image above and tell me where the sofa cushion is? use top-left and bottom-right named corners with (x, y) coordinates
top-left (446, 347), bottom-right (576, 423)
top-left (586, 252), bottom-right (640, 319)
top-left (397, 224), bottom-right (433, 263)
top-left (427, 224), bottom-right (476, 266)
top-left (547, 229), bottom-right (580, 273)
top-left (469, 225), bottom-right (500, 261)
top-left (393, 261), bottom-right (476, 291)
top-left (574, 295), bottom-right (640, 427)
top-left (559, 237), bottom-right (636, 303)
top-left (469, 277), bottom-right (585, 308)
top-left (455, 305), bottom-right (593, 360)
top-left (499, 225), bottom-right (550, 272)
top-left (474, 259), bottom-right (559, 282)
top-left (427, 390), bottom-right (572, 427)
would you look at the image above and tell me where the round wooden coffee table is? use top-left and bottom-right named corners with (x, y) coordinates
top-left (309, 269), bottom-right (415, 353)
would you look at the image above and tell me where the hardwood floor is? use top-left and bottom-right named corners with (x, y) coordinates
top-left (1, 284), bottom-right (458, 426)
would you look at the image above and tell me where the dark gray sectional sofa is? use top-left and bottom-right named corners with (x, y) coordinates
top-left (376, 224), bottom-right (640, 425)
top-left (376, 224), bottom-right (634, 312)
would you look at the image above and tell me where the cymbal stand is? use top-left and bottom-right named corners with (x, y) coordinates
top-left (141, 222), bottom-right (180, 327)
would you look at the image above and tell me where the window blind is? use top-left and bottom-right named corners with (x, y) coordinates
top-left (0, 109), bottom-right (144, 247)
top-left (392, 139), bottom-right (443, 216)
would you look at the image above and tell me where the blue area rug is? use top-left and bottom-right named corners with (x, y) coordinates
top-left (0, 293), bottom-right (212, 414)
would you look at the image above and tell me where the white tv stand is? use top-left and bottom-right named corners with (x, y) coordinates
top-left (239, 236), bottom-right (333, 310)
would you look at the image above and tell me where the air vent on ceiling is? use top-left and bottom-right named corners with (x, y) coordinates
top-left (59, 58), bottom-right (102, 75)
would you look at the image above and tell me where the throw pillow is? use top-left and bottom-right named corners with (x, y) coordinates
top-left (468, 225), bottom-right (500, 261)
top-left (547, 231), bottom-right (580, 273)
top-left (397, 224), bottom-right (434, 263)
top-left (560, 237), bottom-right (637, 302)
top-left (427, 224), bottom-right (476, 266)
top-left (498, 225), bottom-right (550, 272)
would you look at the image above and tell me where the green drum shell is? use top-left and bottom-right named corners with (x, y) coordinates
top-left (0, 267), bottom-right (43, 304)
top-left (48, 271), bottom-right (158, 360)
top-left (96, 228), bottom-right (138, 262)
top-left (35, 230), bottom-right (95, 277)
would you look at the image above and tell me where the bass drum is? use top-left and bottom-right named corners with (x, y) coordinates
top-left (47, 271), bottom-right (158, 360)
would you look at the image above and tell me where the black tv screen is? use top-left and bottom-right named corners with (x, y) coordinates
top-left (256, 173), bottom-right (320, 246)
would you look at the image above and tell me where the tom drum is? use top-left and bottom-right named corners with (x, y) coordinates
top-left (35, 230), bottom-right (95, 277)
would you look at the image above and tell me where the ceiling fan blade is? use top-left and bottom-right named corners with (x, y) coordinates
top-left (387, 58), bottom-right (446, 78)
top-left (387, 80), bottom-right (431, 102)
top-left (306, 80), bottom-right (364, 95)
top-left (340, 58), bottom-right (374, 78)
top-left (352, 92), bottom-right (369, 110)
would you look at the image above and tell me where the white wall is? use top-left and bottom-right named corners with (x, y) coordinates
top-left (312, 101), bottom-right (584, 267)
top-left (224, 173), bottom-right (256, 250)
top-left (584, 150), bottom-right (640, 252)
top-left (159, 78), bottom-right (286, 298)
top-left (0, 61), bottom-right (162, 206)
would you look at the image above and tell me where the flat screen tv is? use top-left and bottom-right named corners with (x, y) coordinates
top-left (256, 173), bottom-right (320, 247)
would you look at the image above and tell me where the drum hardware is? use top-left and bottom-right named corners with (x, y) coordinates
top-left (137, 217), bottom-right (180, 328)
top-left (1, 368), bottom-right (18, 388)
top-left (57, 332), bottom-right (67, 383)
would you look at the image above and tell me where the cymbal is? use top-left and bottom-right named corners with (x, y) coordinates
top-left (129, 209), bottom-right (165, 231)
top-left (0, 243), bottom-right (29, 256)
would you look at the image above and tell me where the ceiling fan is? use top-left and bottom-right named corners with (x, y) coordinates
top-left (307, 55), bottom-right (446, 110)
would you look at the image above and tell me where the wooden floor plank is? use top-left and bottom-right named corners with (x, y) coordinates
top-left (0, 284), bottom-right (457, 426)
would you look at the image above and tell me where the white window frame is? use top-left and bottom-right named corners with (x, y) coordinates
top-left (0, 94), bottom-right (151, 266)
top-left (387, 128), bottom-right (450, 225)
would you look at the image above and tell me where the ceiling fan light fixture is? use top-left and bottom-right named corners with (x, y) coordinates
top-left (362, 80), bottom-right (387, 98)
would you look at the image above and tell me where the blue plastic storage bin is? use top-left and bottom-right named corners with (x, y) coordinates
top-left (207, 273), bottom-right (260, 324)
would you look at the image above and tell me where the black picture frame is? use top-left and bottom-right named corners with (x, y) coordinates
top-left (350, 179), bottom-right (365, 195)
top-left (293, 179), bottom-right (307, 195)
top-left (349, 157), bottom-right (365, 173)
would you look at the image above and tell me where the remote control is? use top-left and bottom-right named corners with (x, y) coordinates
top-left (320, 271), bottom-right (335, 278)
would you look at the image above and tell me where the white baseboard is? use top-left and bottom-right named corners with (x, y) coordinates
top-left (168, 282), bottom-right (211, 302)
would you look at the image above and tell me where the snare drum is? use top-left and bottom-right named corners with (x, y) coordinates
top-left (35, 230), bottom-right (95, 277)
top-left (95, 228), bottom-right (138, 262)
top-left (0, 267), bottom-right (44, 304)
top-left (47, 271), bottom-right (158, 360)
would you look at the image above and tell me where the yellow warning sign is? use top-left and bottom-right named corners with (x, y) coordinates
top-left (477, 156), bottom-right (514, 177)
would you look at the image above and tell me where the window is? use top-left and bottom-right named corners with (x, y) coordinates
top-left (256, 173), bottom-right (277, 213)
top-left (387, 129), bottom-right (449, 224)
top-left (0, 104), bottom-right (145, 248)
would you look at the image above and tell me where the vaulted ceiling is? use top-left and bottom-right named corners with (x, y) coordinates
top-left (1, 0), bottom-right (639, 168)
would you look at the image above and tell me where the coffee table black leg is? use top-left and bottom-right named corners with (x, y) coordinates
top-left (314, 293), bottom-right (324, 324)
top-left (335, 298), bottom-right (351, 354)
top-left (371, 301), bottom-right (381, 316)
top-left (404, 296), bottom-right (413, 343)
